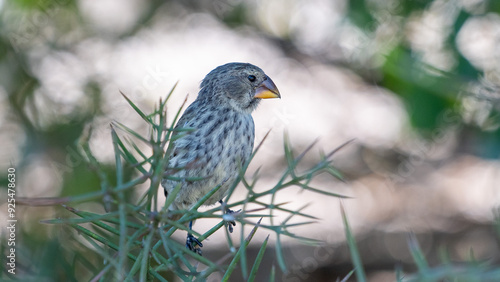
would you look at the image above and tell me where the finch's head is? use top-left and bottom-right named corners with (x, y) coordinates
top-left (199, 62), bottom-right (280, 113)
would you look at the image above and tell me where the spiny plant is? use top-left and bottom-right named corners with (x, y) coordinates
top-left (35, 85), bottom-right (350, 281)
top-left (341, 203), bottom-right (500, 282)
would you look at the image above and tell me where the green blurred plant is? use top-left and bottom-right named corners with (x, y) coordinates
top-left (341, 205), bottom-right (500, 282)
top-left (33, 85), bottom-right (348, 281)
top-left (345, 0), bottom-right (500, 158)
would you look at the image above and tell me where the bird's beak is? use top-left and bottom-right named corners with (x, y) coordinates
top-left (254, 76), bottom-right (281, 99)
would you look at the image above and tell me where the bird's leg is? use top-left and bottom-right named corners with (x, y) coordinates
top-left (185, 221), bottom-right (203, 255)
top-left (219, 200), bottom-right (241, 233)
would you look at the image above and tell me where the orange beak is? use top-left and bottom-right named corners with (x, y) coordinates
top-left (254, 76), bottom-right (281, 99)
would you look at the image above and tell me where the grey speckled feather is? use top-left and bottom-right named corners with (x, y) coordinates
top-left (161, 63), bottom-right (280, 211)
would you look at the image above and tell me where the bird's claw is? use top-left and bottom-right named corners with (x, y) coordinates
top-left (186, 233), bottom-right (203, 256)
top-left (219, 200), bottom-right (241, 233)
top-left (224, 208), bottom-right (241, 233)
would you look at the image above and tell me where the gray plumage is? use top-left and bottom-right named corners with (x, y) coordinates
top-left (161, 62), bottom-right (280, 211)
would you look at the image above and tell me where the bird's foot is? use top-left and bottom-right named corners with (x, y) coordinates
top-left (224, 207), bottom-right (241, 233)
top-left (219, 200), bottom-right (241, 233)
top-left (186, 233), bottom-right (203, 256)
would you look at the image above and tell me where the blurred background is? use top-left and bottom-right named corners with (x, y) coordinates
top-left (1, 0), bottom-right (500, 281)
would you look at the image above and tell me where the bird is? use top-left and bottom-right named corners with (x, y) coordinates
top-left (161, 62), bottom-right (280, 254)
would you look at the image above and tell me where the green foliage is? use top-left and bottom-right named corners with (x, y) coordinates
top-left (341, 203), bottom-right (366, 282)
top-left (31, 87), bottom-right (348, 281)
top-left (346, 0), bottom-right (500, 152)
top-left (2, 1), bottom-right (499, 280)
top-left (341, 208), bottom-right (500, 282)
top-left (381, 47), bottom-right (455, 132)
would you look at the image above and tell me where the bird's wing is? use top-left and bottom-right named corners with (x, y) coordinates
top-left (173, 102), bottom-right (198, 132)
top-left (166, 101), bottom-right (208, 171)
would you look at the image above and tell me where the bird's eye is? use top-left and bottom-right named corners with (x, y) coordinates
top-left (247, 75), bottom-right (256, 82)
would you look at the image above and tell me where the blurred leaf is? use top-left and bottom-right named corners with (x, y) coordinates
top-left (341, 203), bottom-right (366, 282)
top-left (248, 235), bottom-right (269, 282)
top-left (381, 47), bottom-right (454, 133)
top-left (448, 9), bottom-right (481, 80)
top-left (407, 233), bottom-right (429, 272)
top-left (347, 0), bottom-right (376, 31)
